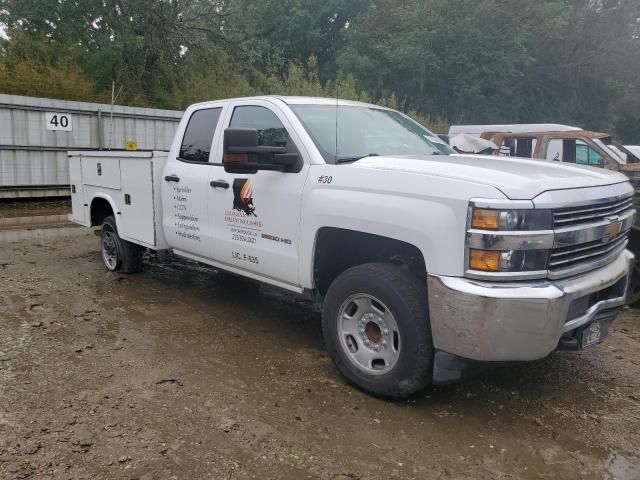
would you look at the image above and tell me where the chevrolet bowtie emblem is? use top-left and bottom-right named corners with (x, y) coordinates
top-left (605, 219), bottom-right (622, 239)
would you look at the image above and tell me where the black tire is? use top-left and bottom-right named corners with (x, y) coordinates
top-left (627, 262), bottom-right (640, 307)
top-left (322, 263), bottom-right (433, 399)
top-left (101, 215), bottom-right (143, 274)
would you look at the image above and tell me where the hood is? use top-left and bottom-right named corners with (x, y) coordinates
top-left (353, 154), bottom-right (629, 200)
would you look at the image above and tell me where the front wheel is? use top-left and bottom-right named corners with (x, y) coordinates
top-left (322, 263), bottom-right (433, 399)
top-left (626, 259), bottom-right (640, 307)
top-left (101, 216), bottom-right (143, 274)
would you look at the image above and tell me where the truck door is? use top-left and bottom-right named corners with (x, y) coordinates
top-left (161, 106), bottom-right (224, 259)
top-left (206, 101), bottom-right (310, 288)
top-left (544, 138), bottom-right (604, 167)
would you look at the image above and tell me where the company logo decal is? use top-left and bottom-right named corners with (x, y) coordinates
top-left (232, 178), bottom-right (256, 217)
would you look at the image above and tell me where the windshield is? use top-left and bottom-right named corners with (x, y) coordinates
top-left (593, 136), bottom-right (640, 164)
top-left (290, 104), bottom-right (454, 163)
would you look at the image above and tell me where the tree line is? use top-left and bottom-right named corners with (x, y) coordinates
top-left (1, 0), bottom-right (639, 141)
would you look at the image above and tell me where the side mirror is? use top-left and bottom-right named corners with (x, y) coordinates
top-left (223, 128), bottom-right (302, 173)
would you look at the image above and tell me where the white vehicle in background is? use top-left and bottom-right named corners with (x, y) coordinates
top-left (626, 145), bottom-right (640, 158)
top-left (69, 97), bottom-right (634, 399)
top-left (449, 133), bottom-right (498, 155)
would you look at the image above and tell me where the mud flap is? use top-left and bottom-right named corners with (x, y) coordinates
top-left (432, 350), bottom-right (473, 384)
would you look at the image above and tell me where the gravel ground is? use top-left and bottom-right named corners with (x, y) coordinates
top-left (0, 228), bottom-right (639, 479)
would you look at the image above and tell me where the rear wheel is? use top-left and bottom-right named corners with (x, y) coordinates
top-left (322, 263), bottom-right (433, 399)
top-left (101, 216), bottom-right (143, 274)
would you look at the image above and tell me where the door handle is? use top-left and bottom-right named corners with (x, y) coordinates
top-left (210, 180), bottom-right (230, 189)
top-left (164, 175), bottom-right (180, 182)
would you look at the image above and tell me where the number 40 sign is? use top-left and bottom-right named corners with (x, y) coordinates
top-left (45, 112), bottom-right (73, 131)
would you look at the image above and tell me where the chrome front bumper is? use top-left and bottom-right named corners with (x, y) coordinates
top-left (427, 249), bottom-right (633, 362)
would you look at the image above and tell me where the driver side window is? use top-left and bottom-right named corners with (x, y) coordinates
top-left (229, 106), bottom-right (290, 148)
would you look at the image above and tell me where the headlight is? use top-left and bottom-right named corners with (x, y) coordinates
top-left (469, 248), bottom-right (548, 272)
top-left (470, 208), bottom-right (553, 231)
top-left (466, 203), bottom-right (554, 280)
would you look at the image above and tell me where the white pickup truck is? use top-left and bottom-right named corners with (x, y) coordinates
top-left (69, 96), bottom-right (635, 399)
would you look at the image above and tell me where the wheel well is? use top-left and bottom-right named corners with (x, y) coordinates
top-left (628, 227), bottom-right (640, 252)
top-left (90, 198), bottom-right (114, 227)
top-left (313, 227), bottom-right (427, 295)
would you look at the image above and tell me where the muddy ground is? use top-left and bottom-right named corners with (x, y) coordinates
top-left (0, 221), bottom-right (639, 479)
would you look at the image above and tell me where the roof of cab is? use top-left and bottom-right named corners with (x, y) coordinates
top-left (277, 95), bottom-right (388, 109)
top-left (485, 130), bottom-right (609, 139)
top-left (189, 95), bottom-right (389, 110)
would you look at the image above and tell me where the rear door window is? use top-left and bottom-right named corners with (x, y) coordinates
top-left (179, 108), bottom-right (223, 162)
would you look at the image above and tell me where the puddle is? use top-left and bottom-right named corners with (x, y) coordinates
top-left (609, 452), bottom-right (640, 480)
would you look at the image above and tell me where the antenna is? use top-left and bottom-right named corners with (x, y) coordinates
top-left (334, 22), bottom-right (340, 163)
top-left (335, 78), bottom-right (339, 163)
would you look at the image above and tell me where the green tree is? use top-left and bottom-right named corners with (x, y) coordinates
top-left (1, 0), bottom-right (639, 141)
top-left (0, 32), bottom-right (101, 100)
top-left (0, 0), bottom-right (229, 106)
top-left (224, 0), bottom-right (368, 83)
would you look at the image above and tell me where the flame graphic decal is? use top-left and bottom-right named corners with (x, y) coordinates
top-left (232, 178), bottom-right (257, 217)
top-left (240, 179), bottom-right (252, 205)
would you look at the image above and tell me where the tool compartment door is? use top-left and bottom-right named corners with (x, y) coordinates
top-left (68, 156), bottom-right (86, 224)
top-left (119, 158), bottom-right (156, 246)
top-left (82, 156), bottom-right (121, 189)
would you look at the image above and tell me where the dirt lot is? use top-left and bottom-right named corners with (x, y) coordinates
top-left (1, 225), bottom-right (640, 479)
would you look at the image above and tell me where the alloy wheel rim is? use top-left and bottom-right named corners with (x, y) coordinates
top-left (102, 230), bottom-right (118, 270)
top-left (337, 293), bottom-right (401, 375)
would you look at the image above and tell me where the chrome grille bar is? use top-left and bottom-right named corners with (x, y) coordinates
top-left (548, 193), bottom-right (635, 278)
top-left (549, 232), bottom-right (628, 269)
top-left (554, 196), bottom-right (634, 227)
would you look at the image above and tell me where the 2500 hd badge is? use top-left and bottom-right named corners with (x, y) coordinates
top-left (261, 233), bottom-right (292, 244)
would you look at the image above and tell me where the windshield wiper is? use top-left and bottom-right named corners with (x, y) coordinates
top-left (335, 153), bottom-right (379, 164)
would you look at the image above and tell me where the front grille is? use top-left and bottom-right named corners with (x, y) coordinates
top-left (553, 195), bottom-right (634, 228)
top-left (548, 194), bottom-right (635, 277)
top-left (549, 231), bottom-right (628, 273)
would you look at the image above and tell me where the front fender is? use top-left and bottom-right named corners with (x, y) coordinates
top-left (298, 165), bottom-right (506, 289)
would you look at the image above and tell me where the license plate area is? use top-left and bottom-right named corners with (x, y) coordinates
top-left (578, 312), bottom-right (616, 348)
top-left (558, 308), bottom-right (619, 351)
